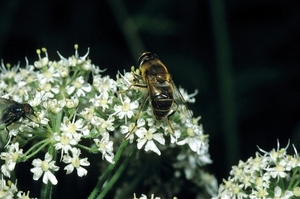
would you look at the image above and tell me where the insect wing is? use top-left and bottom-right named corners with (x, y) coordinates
top-left (171, 81), bottom-right (193, 119)
top-left (0, 98), bottom-right (17, 126)
top-left (0, 98), bottom-right (16, 113)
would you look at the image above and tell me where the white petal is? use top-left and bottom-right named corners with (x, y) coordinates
top-left (76, 167), bottom-right (88, 177)
top-left (44, 153), bottom-right (53, 162)
top-left (32, 159), bottom-right (42, 167)
top-left (145, 140), bottom-right (161, 156)
top-left (66, 86), bottom-right (75, 95)
top-left (62, 156), bottom-right (72, 164)
top-left (135, 127), bottom-right (147, 138)
top-left (80, 158), bottom-right (90, 166)
top-left (188, 138), bottom-right (200, 152)
top-left (31, 167), bottom-right (43, 180)
top-left (1, 165), bottom-right (10, 177)
top-left (153, 134), bottom-right (165, 145)
top-left (44, 171), bottom-right (58, 185)
top-left (64, 164), bottom-right (74, 174)
top-left (137, 139), bottom-right (147, 149)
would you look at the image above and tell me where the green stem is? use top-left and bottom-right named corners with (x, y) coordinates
top-left (40, 182), bottom-right (53, 199)
top-left (23, 140), bottom-right (49, 159)
top-left (54, 111), bottom-right (63, 132)
top-left (96, 145), bottom-right (135, 199)
top-left (88, 140), bottom-right (129, 199)
top-left (77, 144), bottom-right (97, 153)
top-left (288, 167), bottom-right (300, 190)
top-left (209, 0), bottom-right (239, 169)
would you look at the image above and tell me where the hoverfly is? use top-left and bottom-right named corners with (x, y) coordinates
top-left (123, 52), bottom-right (191, 139)
top-left (0, 97), bottom-right (35, 131)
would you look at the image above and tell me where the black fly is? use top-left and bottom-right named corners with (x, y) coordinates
top-left (0, 97), bottom-right (35, 131)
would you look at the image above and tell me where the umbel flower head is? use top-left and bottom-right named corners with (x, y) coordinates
top-left (213, 141), bottom-right (300, 199)
top-left (0, 45), bottom-right (215, 198)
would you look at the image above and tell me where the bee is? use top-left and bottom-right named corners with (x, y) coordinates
top-left (0, 97), bottom-right (35, 131)
top-left (123, 52), bottom-right (190, 139)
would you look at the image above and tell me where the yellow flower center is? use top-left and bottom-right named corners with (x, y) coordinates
top-left (12, 152), bottom-right (19, 162)
top-left (44, 70), bottom-right (52, 79)
top-left (68, 124), bottom-right (77, 133)
top-left (41, 161), bottom-right (49, 171)
top-left (60, 135), bottom-right (70, 145)
top-left (145, 130), bottom-right (153, 140)
top-left (74, 80), bottom-right (82, 88)
top-left (122, 103), bottom-right (130, 112)
top-left (187, 127), bottom-right (195, 136)
top-left (100, 99), bottom-right (107, 106)
top-left (72, 157), bottom-right (80, 168)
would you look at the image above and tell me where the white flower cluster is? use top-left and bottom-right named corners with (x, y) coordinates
top-left (0, 46), bottom-right (213, 198)
top-left (0, 176), bottom-right (36, 199)
top-left (213, 141), bottom-right (300, 199)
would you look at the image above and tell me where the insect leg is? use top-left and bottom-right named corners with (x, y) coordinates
top-left (119, 82), bottom-right (148, 94)
top-left (118, 72), bottom-right (146, 94)
top-left (123, 93), bottom-right (149, 140)
top-left (4, 120), bottom-right (14, 132)
top-left (166, 100), bottom-right (179, 134)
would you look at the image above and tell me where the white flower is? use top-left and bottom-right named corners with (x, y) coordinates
top-left (177, 122), bottom-right (205, 154)
top-left (30, 152), bottom-right (59, 185)
top-left (34, 48), bottom-right (49, 68)
top-left (179, 87), bottom-right (198, 103)
top-left (34, 110), bottom-right (49, 125)
top-left (17, 191), bottom-right (34, 199)
top-left (112, 96), bottom-right (139, 124)
top-left (66, 76), bottom-right (92, 97)
top-left (215, 141), bottom-right (300, 199)
top-left (53, 132), bottom-right (78, 158)
top-left (58, 64), bottom-right (69, 77)
top-left (79, 106), bottom-right (95, 122)
top-left (43, 99), bottom-right (65, 114)
top-left (37, 65), bottom-right (60, 84)
top-left (62, 148), bottom-right (90, 177)
top-left (271, 186), bottom-right (294, 199)
top-left (93, 75), bottom-right (117, 96)
top-left (0, 143), bottom-right (23, 177)
top-left (120, 118), bottom-right (145, 142)
top-left (0, 177), bottom-right (18, 198)
top-left (90, 92), bottom-right (113, 111)
top-left (91, 116), bottom-right (115, 133)
top-left (94, 136), bottom-right (115, 164)
top-left (65, 97), bottom-right (79, 108)
top-left (136, 127), bottom-right (165, 155)
top-left (60, 116), bottom-right (87, 141)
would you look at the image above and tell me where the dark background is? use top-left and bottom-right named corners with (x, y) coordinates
top-left (1, 0), bottom-right (300, 198)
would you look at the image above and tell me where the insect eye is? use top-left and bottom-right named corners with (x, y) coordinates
top-left (138, 52), bottom-right (159, 65)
